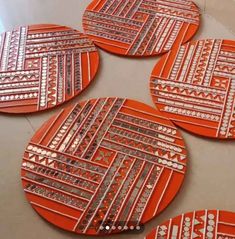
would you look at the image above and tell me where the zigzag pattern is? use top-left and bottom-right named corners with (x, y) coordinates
top-left (146, 210), bottom-right (235, 239)
top-left (150, 39), bottom-right (235, 139)
top-left (83, 0), bottom-right (200, 56)
top-left (0, 24), bottom-right (99, 113)
top-left (21, 98), bottom-right (187, 235)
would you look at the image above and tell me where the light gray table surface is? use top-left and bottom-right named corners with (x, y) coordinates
top-left (0, 1), bottom-right (235, 238)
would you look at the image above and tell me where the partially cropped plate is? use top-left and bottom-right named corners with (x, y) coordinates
top-left (150, 39), bottom-right (235, 139)
top-left (82, 0), bottom-right (200, 57)
top-left (146, 210), bottom-right (235, 238)
top-left (0, 24), bottom-right (99, 113)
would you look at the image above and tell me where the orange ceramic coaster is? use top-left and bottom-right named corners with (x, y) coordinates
top-left (146, 210), bottom-right (235, 239)
top-left (0, 24), bottom-right (99, 113)
top-left (150, 39), bottom-right (235, 139)
top-left (21, 98), bottom-right (188, 235)
top-left (82, 0), bottom-right (200, 57)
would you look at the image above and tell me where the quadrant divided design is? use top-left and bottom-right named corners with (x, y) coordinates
top-left (150, 39), bottom-right (235, 139)
top-left (21, 98), bottom-right (187, 235)
top-left (0, 24), bottom-right (99, 113)
top-left (83, 0), bottom-right (200, 56)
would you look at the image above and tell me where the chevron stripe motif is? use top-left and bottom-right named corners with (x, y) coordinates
top-left (150, 39), bottom-right (235, 139)
top-left (83, 0), bottom-right (200, 56)
top-left (21, 97), bottom-right (188, 235)
top-left (0, 24), bottom-right (99, 113)
top-left (146, 210), bottom-right (235, 239)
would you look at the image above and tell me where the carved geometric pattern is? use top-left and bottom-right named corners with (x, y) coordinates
top-left (146, 210), bottom-right (235, 239)
top-left (0, 24), bottom-right (99, 113)
top-left (21, 98), bottom-right (188, 235)
top-left (150, 39), bottom-right (235, 139)
top-left (82, 0), bottom-right (200, 56)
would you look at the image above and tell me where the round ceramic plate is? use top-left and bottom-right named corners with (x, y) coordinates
top-left (0, 24), bottom-right (99, 113)
top-left (146, 210), bottom-right (235, 239)
top-left (82, 0), bottom-right (200, 57)
top-left (150, 39), bottom-right (235, 139)
top-left (21, 97), bottom-right (188, 235)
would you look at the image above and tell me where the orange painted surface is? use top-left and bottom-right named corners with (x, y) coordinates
top-left (146, 210), bottom-right (235, 239)
top-left (0, 24), bottom-right (99, 113)
top-left (150, 39), bottom-right (235, 139)
top-left (21, 97), bottom-right (188, 235)
top-left (82, 0), bottom-right (200, 57)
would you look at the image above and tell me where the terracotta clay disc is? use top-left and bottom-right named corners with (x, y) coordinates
top-left (82, 0), bottom-right (200, 57)
top-left (21, 98), bottom-right (188, 235)
top-left (150, 39), bottom-right (235, 139)
top-left (0, 24), bottom-right (99, 113)
top-left (146, 210), bottom-right (235, 239)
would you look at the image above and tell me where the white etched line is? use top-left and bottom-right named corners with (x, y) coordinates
top-left (63, 99), bottom-right (104, 153)
top-left (218, 221), bottom-right (235, 227)
top-left (98, 157), bottom-right (137, 231)
top-left (153, 170), bottom-right (173, 215)
top-left (83, 154), bottom-right (127, 233)
top-left (81, 98), bottom-right (117, 158)
top-left (107, 130), bottom-right (186, 163)
top-left (87, 52), bottom-right (91, 82)
top-left (216, 232), bottom-right (235, 237)
top-left (22, 166), bottom-right (95, 194)
top-left (138, 167), bottom-right (164, 221)
top-left (124, 164), bottom-right (155, 226)
top-left (158, 20), bottom-right (176, 53)
top-left (155, 226), bottom-right (160, 239)
top-left (46, 103), bottom-right (84, 147)
top-left (216, 78), bottom-right (231, 137)
top-left (114, 116), bottom-right (179, 140)
top-left (30, 141), bottom-right (108, 169)
top-left (151, 18), bottom-right (170, 55)
top-left (174, 42), bottom-right (190, 82)
top-left (151, 86), bottom-right (224, 107)
top-left (215, 210), bottom-right (219, 238)
top-left (126, 16), bottom-right (149, 54)
top-left (208, 41), bottom-right (222, 86)
top-left (110, 124), bottom-right (186, 150)
top-left (109, 160), bottom-right (146, 227)
top-left (23, 156), bottom-right (101, 184)
top-left (79, 53), bottom-right (83, 89)
top-left (152, 93), bottom-right (222, 114)
top-left (71, 53), bottom-right (75, 95)
top-left (121, 105), bottom-right (179, 124)
top-left (178, 214), bottom-right (185, 239)
top-left (72, 152), bottom-right (118, 231)
top-left (142, 17), bottom-right (163, 55)
top-left (132, 16), bottom-right (156, 55)
top-left (92, 38), bottom-right (128, 50)
top-left (87, 98), bottom-right (126, 161)
top-left (166, 219), bottom-right (172, 239)
top-left (203, 210), bottom-right (208, 239)
top-left (24, 189), bottom-right (85, 212)
top-left (108, 127), bottom-right (186, 157)
top-left (125, 0), bottom-right (143, 18)
top-left (31, 201), bottom-right (78, 220)
top-left (22, 176), bottom-right (90, 202)
top-left (110, 0), bottom-right (124, 15)
top-left (167, 117), bottom-right (218, 130)
top-left (93, 0), bottom-right (103, 10)
top-left (190, 210), bottom-right (196, 239)
top-left (101, 144), bottom-right (185, 175)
